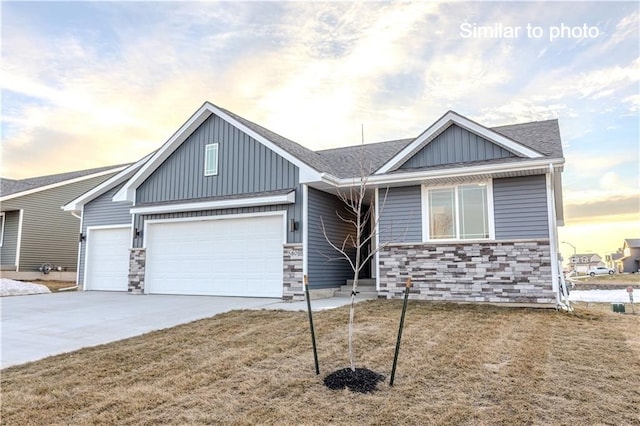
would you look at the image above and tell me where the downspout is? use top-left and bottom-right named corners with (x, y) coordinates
top-left (547, 164), bottom-right (570, 310)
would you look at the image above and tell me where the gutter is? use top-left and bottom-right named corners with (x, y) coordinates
top-left (548, 163), bottom-right (571, 311)
top-left (316, 158), bottom-right (565, 188)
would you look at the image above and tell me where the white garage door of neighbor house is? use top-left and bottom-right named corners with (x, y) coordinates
top-left (85, 227), bottom-right (131, 291)
top-left (145, 215), bottom-right (284, 297)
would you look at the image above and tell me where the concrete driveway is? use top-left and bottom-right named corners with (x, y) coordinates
top-left (1, 291), bottom-right (358, 369)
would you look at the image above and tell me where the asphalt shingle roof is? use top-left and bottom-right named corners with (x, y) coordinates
top-left (216, 105), bottom-right (332, 173)
top-left (1, 165), bottom-right (125, 197)
top-left (317, 138), bottom-right (414, 178)
top-left (625, 238), bottom-right (640, 248)
top-left (217, 105), bottom-right (564, 180)
top-left (492, 119), bottom-right (564, 158)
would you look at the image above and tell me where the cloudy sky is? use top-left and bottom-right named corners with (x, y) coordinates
top-left (1, 1), bottom-right (638, 262)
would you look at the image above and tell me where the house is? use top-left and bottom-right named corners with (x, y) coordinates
top-left (568, 253), bottom-right (604, 274)
top-left (616, 239), bottom-right (640, 273)
top-left (606, 250), bottom-right (624, 272)
top-left (1, 166), bottom-right (125, 280)
top-left (64, 102), bottom-right (566, 307)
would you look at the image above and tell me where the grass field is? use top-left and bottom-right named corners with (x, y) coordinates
top-left (2, 300), bottom-right (639, 425)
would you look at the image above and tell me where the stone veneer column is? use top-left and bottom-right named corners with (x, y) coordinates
top-left (378, 240), bottom-right (555, 305)
top-left (282, 244), bottom-right (304, 301)
top-left (128, 248), bottom-right (146, 295)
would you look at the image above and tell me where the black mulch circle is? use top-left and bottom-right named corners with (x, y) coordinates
top-left (323, 368), bottom-right (386, 393)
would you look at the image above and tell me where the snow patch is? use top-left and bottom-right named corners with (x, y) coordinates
top-left (569, 289), bottom-right (634, 303)
top-left (1, 278), bottom-right (51, 297)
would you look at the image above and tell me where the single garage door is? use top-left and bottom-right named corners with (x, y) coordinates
top-left (85, 226), bottom-right (131, 291)
top-left (145, 215), bottom-right (284, 297)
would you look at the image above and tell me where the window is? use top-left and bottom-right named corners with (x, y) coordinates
top-left (204, 143), bottom-right (219, 176)
top-left (425, 183), bottom-right (490, 240)
top-left (0, 212), bottom-right (4, 246)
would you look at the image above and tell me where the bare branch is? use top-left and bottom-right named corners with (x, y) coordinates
top-left (320, 217), bottom-right (355, 271)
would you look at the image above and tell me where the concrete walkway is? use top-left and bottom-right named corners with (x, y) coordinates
top-left (1, 291), bottom-right (365, 369)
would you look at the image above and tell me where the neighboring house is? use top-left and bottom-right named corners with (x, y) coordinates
top-left (616, 239), bottom-right (640, 273)
top-left (64, 102), bottom-right (566, 306)
top-left (0, 166), bottom-right (125, 279)
top-left (606, 249), bottom-right (624, 272)
top-left (568, 253), bottom-right (604, 274)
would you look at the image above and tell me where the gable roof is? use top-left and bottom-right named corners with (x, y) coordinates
top-left (216, 106), bottom-right (332, 173)
top-left (375, 111), bottom-right (552, 175)
top-left (63, 154), bottom-right (153, 213)
top-left (573, 253), bottom-right (601, 259)
top-left (624, 238), bottom-right (640, 248)
top-left (1, 165), bottom-right (126, 201)
top-left (110, 103), bottom-right (565, 198)
top-left (113, 102), bottom-right (326, 203)
top-left (492, 119), bottom-right (563, 157)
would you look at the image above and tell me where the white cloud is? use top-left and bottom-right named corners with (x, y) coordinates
top-left (1, 1), bottom-right (638, 185)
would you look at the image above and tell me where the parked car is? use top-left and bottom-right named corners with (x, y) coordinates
top-left (587, 266), bottom-right (615, 277)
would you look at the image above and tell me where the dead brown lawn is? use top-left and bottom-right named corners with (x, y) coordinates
top-left (32, 280), bottom-right (77, 292)
top-left (2, 300), bottom-right (639, 425)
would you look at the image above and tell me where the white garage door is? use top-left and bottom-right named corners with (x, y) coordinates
top-left (85, 226), bottom-right (131, 291)
top-left (145, 215), bottom-right (284, 297)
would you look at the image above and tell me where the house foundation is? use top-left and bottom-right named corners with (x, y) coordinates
top-left (378, 239), bottom-right (555, 304)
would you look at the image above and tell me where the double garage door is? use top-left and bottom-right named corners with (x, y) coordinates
top-left (145, 215), bottom-right (284, 297)
top-left (85, 215), bottom-right (284, 297)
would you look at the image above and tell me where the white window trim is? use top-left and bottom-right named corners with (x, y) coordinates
top-left (421, 180), bottom-right (495, 242)
top-left (204, 143), bottom-right (219, 176)
top-left (0, 212), bottom-right (5, 247)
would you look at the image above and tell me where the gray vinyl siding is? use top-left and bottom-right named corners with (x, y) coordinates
top-left (0, 173), bottom-right (115, 272)
top-left (137, 114), bottom-right (299, 204)
top-left (0, 210), bottom-right (20, 270)
top-left (78, 183), bottom-right (132, 285)
top-left (493, 175), bottom-right (549, 239)
top-left (400, 124), bottom-right (515, 169)
top-left (307, 188), bottom-right (355, 289)
top-left (133, 186), bottom-right (303, 248)
top-left (378, 186), bottom-right (422, 244)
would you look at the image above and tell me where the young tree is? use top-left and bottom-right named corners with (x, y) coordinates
top-left (321, 155), bottom-right (390, 372)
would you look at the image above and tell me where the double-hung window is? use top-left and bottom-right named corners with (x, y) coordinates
top-left (204, 143), bottom-right (219, 176)
top-left (424, 183), bottom-right (491, 240)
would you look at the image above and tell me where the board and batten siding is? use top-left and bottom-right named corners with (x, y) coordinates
top-left (307, 188), bottom-right (356, 289)
top-left (493, 175), bottom-right (549, 239)
top-left (78, 183), bottom-right (132, 286)
top-left (378, 186), bottom-right (422, 244)
top-left (0, 210), bottom-right (20, 270)
top-left (137, 114), bottom-right (299, 204)
top-left (0, 174), bottom-right (115, 272)
top-left (400, 124), bottom-right (515, 169)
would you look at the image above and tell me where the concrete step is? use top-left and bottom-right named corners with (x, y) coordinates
top-left (345, 278), bottom-right (376, 286)
top-left (334, 283), bottom-right (377, 298)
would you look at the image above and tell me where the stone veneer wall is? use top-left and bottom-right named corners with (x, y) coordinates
top-left (282, 244), bottom-right (304, 301)
top-left (128, 248), bottom-right (146, 294)
top-left (379, 239), bottom-right (555, 305)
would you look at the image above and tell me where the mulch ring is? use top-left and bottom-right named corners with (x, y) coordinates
top-left (324, 367), bottom-right (385, 393)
